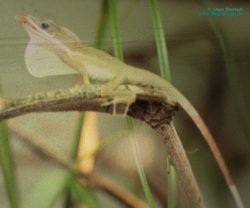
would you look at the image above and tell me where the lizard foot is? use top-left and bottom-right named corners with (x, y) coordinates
top-left (101, 92), bottom-right (136, 116)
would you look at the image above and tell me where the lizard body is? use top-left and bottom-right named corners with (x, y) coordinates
top-left (15, 15), bottom-right (244, 208)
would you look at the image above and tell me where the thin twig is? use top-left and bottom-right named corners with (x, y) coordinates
top-left (0, 86), bottom-right (166, 121)
top-left (93, 174), bottom-right (148, 208)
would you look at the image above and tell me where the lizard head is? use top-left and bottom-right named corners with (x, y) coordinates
top-left (15, 15), bottom-right (81, 49)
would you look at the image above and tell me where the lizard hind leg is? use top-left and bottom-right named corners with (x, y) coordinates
top-left (100, 73), bottom-right (137, 116)
top-left (100, 73), bottom-right (127, 97)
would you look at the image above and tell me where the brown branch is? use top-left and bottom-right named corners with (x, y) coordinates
top-left (93, 174), bottom-right (148, 208)
top-left (128, 103), bottom-right (205, 207)
top-left (0, 86), bottom-right (167, 121)
top-left (164, 124), bottom-right (204, 207)
top-left (1, 85), bottom-right (206, 207)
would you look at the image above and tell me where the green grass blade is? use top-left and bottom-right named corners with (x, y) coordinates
top-left (69, 175), bottom-right (99, 208)
top-left (107, 0), bottom-right (123, 60)
top-left (149, 0), bottom-right (171, 81)
top-left (0, 83), bottom-right (19, 208)
top-left (150, 0), bottom-right (177, 208)
top-left (167, 158), bottom-right (177, 208)
top-left (64, 113), bottom-right (85, 207)
top-left (63, 113), bottom-right (85, 207)
top-left (149, 0), bottom-right (177, 206)
top-left (64, 2), bottom-right (109, 207)
top-left (108, 0), bottom-right (155, 207)
top-left (0, 122), bottom-right (19, 208)
top-left (26, 170), bottom-right (67, 208)
top-left (72, 113), bottom-right (85, 161)
top-left (95, 0), bottom-right (109, 49)
top-left (127, 119), bottom-right (156, 208)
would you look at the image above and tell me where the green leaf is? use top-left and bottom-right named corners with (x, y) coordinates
top-left (69, 176), bottom-right (99, 208)
top-left (26, 169), bottom-right (67, 208)
top-left (0, 122), bottom-right (19, 208)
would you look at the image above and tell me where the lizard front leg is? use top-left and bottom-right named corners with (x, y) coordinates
top-left (100, 73), bottom-right (126, 96)
top-left (59, 52), bottom-right (92, 86)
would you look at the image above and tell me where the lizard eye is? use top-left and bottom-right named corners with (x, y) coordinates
top-left (41, 22), bottom-right (49, 29)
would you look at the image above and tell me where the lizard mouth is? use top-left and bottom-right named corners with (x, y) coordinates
top-left (15, 15), bottom-right (40, 33)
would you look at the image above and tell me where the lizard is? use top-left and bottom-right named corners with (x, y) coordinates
top-left (15, 15), bottom-right (244, 208)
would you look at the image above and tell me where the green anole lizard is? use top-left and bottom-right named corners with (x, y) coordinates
top-left (15, 15), bottom-right (244, 208)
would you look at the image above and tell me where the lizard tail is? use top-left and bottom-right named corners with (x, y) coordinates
top-left (172, 89), bottom-right (245, 208)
